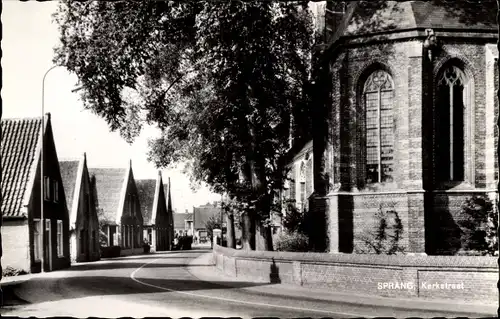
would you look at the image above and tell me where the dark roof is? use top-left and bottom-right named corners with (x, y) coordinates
top-left (136, 179), bottom-right (156, 225)
top-left (343, 1), bottom-right (496, 37)
top-left (1, 117), bottom-right (42, 218)
top-left (173, 213), bottom-right (193, 229)
top-left (194, 205), bottom-right (220, 229)
top-left (59, 160), bottom-right (80, 215)
top-left (88, 167), bottom-right (127, 224)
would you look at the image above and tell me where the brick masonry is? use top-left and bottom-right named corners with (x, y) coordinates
top-left (309, 35), bottom-right (499, 255)
top-left (213, 245), bottom-right (497, 304)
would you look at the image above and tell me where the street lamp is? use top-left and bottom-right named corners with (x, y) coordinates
top-left (40, 65), bottom-right (60, 272)
top-left (41, 64), bottom-right (81, 272)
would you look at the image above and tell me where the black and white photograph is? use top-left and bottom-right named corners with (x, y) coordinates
top-left (0, 0), bottom-right (499, 317)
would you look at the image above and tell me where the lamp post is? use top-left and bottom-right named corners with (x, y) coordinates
top-left (41, 65), bottom-right (81, 272)
top-left (40, 65), bottom-right (60, 272)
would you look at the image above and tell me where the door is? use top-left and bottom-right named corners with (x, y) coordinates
top-left (44, 219), bottom-right (53, 272)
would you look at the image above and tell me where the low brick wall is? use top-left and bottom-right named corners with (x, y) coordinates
top-left (120, 247), bottom-right (144, 256)
top-left (213, 245), bottom-right (498, 304)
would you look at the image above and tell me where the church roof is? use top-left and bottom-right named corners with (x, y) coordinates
top-left (342, 1), bottom-right (496, 38)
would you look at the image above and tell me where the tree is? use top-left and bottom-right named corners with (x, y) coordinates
top-left (97, 208), bottom-right (111, 246)
top-left (54, 1), bottom-right (315, 251)
top-left (496, 2), bottom-right (500, 315)
top-left (205, 214), bottom-right (222, 244)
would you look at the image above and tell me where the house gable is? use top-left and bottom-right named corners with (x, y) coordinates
top-left (119, 164), bottom-right (143, 225)
top-left (40, 113), bottom-right (70, 221)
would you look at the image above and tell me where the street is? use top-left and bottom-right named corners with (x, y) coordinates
top-left (0, 249), bottom-right (492, 318)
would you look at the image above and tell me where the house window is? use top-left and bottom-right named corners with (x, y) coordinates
top-left (53, 180), bottom-right (59, 202)
top-left (129, 226), bottom-right (133, 248)
top-left (289, 177), bottom-right (296, 204)
top-left (363, 69), bottom-right (394, 184)
top-left (44, 176), bottom-right (51, 201)
top-left (436, 65), bottom-right (467, 182)
top-left (33, 219), bottom-right (42, 261)
top-left (137, 227), bottom-right (141, 248)
top-left (129, 195), bottom-right (134, 216)
top-left (306, 157), bottom-right (313, 198)
top-left (148, 229), bottom-right (153, 244)
top-left (57, 220), bottom-right (64, 257)
top-left (124, 226), bottom-right (128, 248)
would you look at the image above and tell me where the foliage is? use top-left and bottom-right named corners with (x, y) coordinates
top-left (274, 231), bottom-right (309, 252)
top-left (355, 205), bottom-right (404, 255)
top-left (281, 199), bottom-right (310, 235)
top-left (2, 266), bottom-right (27, 277)
top-left (205, 214), bottom-right (222, 241)
top-left (458, 195), bottom-right (498, 256)
top-left (96, 208), bottom-right (110, 246)
top-left (53, 1), bottom-right (316, 251)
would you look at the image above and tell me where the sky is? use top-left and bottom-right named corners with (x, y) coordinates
top-left (1, 1), bottom-right (221, 213)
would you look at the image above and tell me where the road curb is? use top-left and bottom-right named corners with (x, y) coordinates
top-left (187, 252), bottom-right (496, 317)
top-left (1, 275), bottom-right (33, 287)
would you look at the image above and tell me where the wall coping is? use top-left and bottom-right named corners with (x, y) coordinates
top-left (214, 245), bottom-right (497, 269)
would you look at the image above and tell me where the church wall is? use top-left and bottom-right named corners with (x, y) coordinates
top-left (322, 37), bottom-right (497, 255)
top-left (323, 40), bottom-right (427, 254)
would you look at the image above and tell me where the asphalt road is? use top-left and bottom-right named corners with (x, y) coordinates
top-left (0, 250), bottom-right (491, 318)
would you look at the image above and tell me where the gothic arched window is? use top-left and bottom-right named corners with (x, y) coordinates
top-left (436, 65), bottom-right (468, 182)
top-left (363, 70), bottom-right (395, 184)
top-left (299, 161), bottom-right (306, 210)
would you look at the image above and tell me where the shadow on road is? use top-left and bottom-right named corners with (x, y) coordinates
top-left (100, 250), bottom-right (208, 262)
top-left (11, 274), bottom-right (271, 306)
top-left (67, 261), bottom-right (209, 272)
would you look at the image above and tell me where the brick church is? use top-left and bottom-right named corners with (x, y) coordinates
top-left (284, 1), bottom-right (498, 255)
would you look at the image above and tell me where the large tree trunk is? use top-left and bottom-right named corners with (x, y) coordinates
top-left (241, 210), bottom-right (255, 250)
top-left (226, 212), bottom-right (236, 249)
top-left (254, 192), bottom-right (274, 251)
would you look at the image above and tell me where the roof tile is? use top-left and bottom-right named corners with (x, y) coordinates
top-left (88, 168), bottom-right (127, 224)
top-left (136, 179), bottom-right (156, 225)
top-left (59, 160), bottom-right (80, 216)
top-left (194, 205), bottom-right (220, 229)
top-left (1, 117), bottom-right (42, 218)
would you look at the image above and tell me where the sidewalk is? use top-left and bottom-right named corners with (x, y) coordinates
top-left (187, 252), bottom-right (497, 317)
